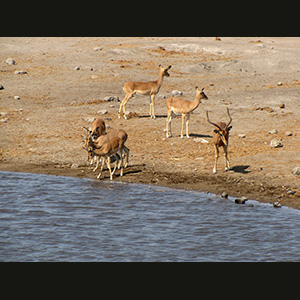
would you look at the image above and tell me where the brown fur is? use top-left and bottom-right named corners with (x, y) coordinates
top-left (118, 64), bottom-right (171, 119)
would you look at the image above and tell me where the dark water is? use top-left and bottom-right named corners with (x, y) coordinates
top-left (0, 171), bottom-right (299, 262)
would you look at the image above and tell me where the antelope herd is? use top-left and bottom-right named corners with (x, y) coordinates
top-left (83, 64), bottom-right (233, 180)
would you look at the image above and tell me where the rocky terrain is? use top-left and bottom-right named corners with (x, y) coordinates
top-left (1, 37), bottom-right (300, 208)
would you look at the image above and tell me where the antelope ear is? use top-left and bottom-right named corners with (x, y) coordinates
top-left (227, 126), bottom-right (232, 131)
top-left (159, 64), bottom-right (162, 68)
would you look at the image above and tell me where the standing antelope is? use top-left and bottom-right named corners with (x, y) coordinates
top-left (166, 87), bottom-right (208, 139)
top-left (118, 64), bottom-right (172, 120)
top-left (206, 107), bottom-right (232, 174)
top-left (87, 137), bottom-right (125, 180)
top-left (89, 128), bottom-right (130, 170)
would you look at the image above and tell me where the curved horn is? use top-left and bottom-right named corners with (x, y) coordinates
top-left (206, 111), bottom-right (222, 131)
top-left (226, 107), bottom-right (232, 127)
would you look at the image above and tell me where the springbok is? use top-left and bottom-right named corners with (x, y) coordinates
top-left (87, 136), bottom-right (125, 180)
top-left (166, 87), bottom-right (208, 139)
top-left (206, 107), bottom-right (232, 174)
top-left (118, 64), bottom-right (172, 120)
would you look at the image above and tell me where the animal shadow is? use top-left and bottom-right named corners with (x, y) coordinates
top-left (189, 133), bottom-right (213, 138)
top-left (230, 165), bottom-right (251, 174)
top-left (138, 114), bottom-right (167, 119)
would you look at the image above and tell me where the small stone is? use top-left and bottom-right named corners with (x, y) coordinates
top-left (285, 131), bottom-right (293, 136)
top-left (277, 82), bottom-right (283, 86)
top-left (269, 129), bottom-right (278, 134)
top-left (193, 137), bottom-right (209, 144)
top-left (291, 167), bottom-right (300, 176)
top-left (238, 134), bottom-right (246, 138)
top-left (5, 58), bottom-right (15, 65)
top-left (103, 96), bottom-right (120, 102)
top-left (171, 90), bottom-right (183, 97)
top-left (235, 198), bottom-right (247, 204)
top-left (221, 192), bottom-right (228, 198)
top-left (0, 84), bottom-right (4, 90)
top-left (270, 139), bottom-right (283, 148)
top-left (273, 201), bottom-right (282, 208)
top-left (71, 163), bottom-right (79, 169)
top-left (279, 103), bottom-right (285, 108)
top-left (14, 70), bottom-right (27, 75)
top-left (74, 66), bottom-right (81, 70)
top-left (14, 96), bottom-right (20, 100)
top-left (93, 47), bottom-right (102, 51)
top-left (0, 118), bottom-right (8, 123)
top-left (97, 109), bottom-right (108, 115)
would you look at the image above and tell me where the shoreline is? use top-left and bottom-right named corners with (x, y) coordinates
top-left (1, 37), bottom-right (300, 210)
top-left (1, 160), bottom-right (300, 210)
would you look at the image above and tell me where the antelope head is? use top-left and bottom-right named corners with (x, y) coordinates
top-left (206, 107), bottom-right (232, 146)
top-left (196, 86), bottom-right (208, 100)
top-left (159, 64), bottom-right (172, 77)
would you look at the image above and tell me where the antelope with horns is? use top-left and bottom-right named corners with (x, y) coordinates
top-left (118, 64), bottom-right (172, 120)
top-left (206, 107), bottom-right (232, 174)
top-left (87, 136), bottom-right (125, 180)
top-left (166, 87), bottom-right (208, 139)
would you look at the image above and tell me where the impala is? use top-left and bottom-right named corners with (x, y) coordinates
top-left (89, 128), bottom-right (129, 170)
top-left (83, 118), bottom-right (106, 140)
top-left (206, 107), bottom-right (232, 174)
top-left (118, 64), bottom-right (172, 120)
top-left (87, 136), bottom-right (125, 180)
top-left (166, 87), bottom-right (208, 139)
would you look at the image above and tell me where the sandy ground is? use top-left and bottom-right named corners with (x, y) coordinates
top-left (1, 37), bottom-right (300, 209)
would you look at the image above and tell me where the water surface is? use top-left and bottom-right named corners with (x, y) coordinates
top-left (0, 171), bottom-right (299, 261)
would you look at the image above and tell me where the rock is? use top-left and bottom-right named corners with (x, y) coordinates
top-left (193, 137), bottom-right (209, 144)
top-left (74, 66), bottom-right (81, 70)
top-left (14, 96), bottom-right (20, 100)
top-left (238, 134), bottom-right (246, 138)
top-left (285, 131), bottom-right (292, 136)
top-left (277, 82), bottom-right (283, 86)
top-left (269, 129), bottom-right (278, 134)
top-left (234, 198), bottom-right (247, 204)
top-left (71, 163), bottom-right (79, 169)
top-left (270, 139), bottom-right (283, 148)
top-left (221, 192), bottom-right (228, 198)
top-left (103, 96), bottom-right (120, 102)
top-left (279, 103), bottom-right (285, 109)
top-left (291, 167), bottom-right (300, 176)
top-left (93, 47), bottom-right (102, 51)
top-left (5, 58), bottom-right (15, 65)
top-left (0, 84), bottom-right (4, 90)
top-left (171, 90), bottom-right (183, 97)
top-left (97, 109), bottom-right (108, 115)
top-left (273, 201), bottom-right (282, 208)
top-left (14, 70), bottom-right (27, 75)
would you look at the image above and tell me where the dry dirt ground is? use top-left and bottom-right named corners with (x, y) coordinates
top-left (1, 37), bottom-right (300, 209)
